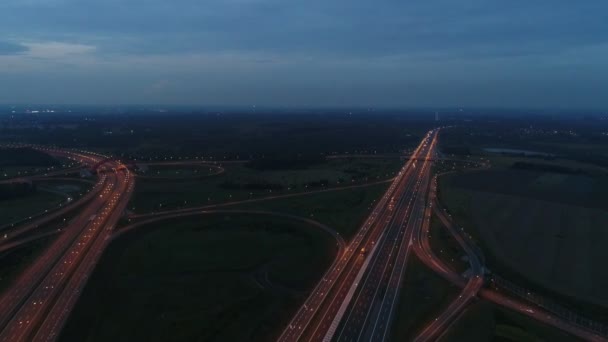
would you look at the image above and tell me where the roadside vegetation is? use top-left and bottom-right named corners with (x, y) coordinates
top-left (136, 164), bottom-right (223, 179)
top-left (390, 255), bottom-right (459, 341)
top-left (439, 169), bottom-right (608, 313)
top-left (230, 182), bottom-right (388, 239)
top-left (443, 301), bottom-right (576, 342)
top-left (60, 214), bottom-right (337, 342)
top-left (0, 235), bottom-right (57, 293)
top-left (437, 125), bottom-right (608, 321)
top-left (0, 147), bottom-right (77, 179)
top-left (428, 212), bottom-right (469, 274)
top-left (129, 157), bottom-right (401, 214)
top-left (0, 179), bottom-right (92, 226)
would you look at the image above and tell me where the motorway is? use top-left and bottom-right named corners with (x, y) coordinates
top-left (278, 129), bottom-right (438, 342)
top-left (2, 139), bottom-right (606, 341)
top-left (328, 131), bottom-right (437, 342)
top-left (0, 177), bottom-right (105, 248)
top-left (0, 149), bottom-right (135, 342)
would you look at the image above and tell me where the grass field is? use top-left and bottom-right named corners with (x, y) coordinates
top-left (428, 212), bottom-right (469, 274)
top-left (390, 255), bottom-right (459, 341)
top-left (130, 157), bottom-right (400, 213)
top-left (60, 214), bottom-right (337, 342)
top-left (0, 235), bottom-right (56, 293)
top-left (0, 179), bottom-right (92, 226)
top-left (442, 301), bottom-right (577, 342)
top-left (0, 191), bottom-right (65, 225)
top-left (139, 164), bottom-right (223, 179)
top-left (479, 152), bottom-right (608, 175)
top-left (439, 169), bottom-right (608, 309)
top-left (230, 183), bottom-right (388, 239)
top-left (443, 169), bottom-right (608, 209)
top-left (0, 155), bottom-right (78, 180)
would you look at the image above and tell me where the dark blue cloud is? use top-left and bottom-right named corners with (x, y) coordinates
top-left (0, 41), bottom-right (27, 55)
top-left (3, 0), bottom-right (607, 57)
top-left (0, 0), bottom-right (607, 107)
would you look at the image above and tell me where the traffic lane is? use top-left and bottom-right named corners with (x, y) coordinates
top-left (367, 144), bottom-right (437, 341)
top-left (0, 176), bottom-right (114, 331)
top-left (315, 156), bottom-right (428, 341)
top-left (300, 143), bottom-right (432, 341)
top-left (0, 174), bottom-right (107, 244)
top-left (480, 289), bottom-right (606, 342)
top-left (333, 132), bottom-right (437, 341)
top-left (279, 131), bottom-right (436, 342)
top-left (370, 167), bottom-right (435, 341)
top-left (336, 166), bottom-right (427, 341)
top-left (0, 173), bottom-right (122, 341)
top-left (34, 170), bottom-right (134, 342)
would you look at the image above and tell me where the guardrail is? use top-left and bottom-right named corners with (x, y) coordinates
top-left (490, 275), bottom-right (608, 337)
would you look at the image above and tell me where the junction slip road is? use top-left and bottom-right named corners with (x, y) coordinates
top-left (279, 129), bottom-right (439, 342)
top-left (0, 149), bottom-right (135, 342)
top-left (412, 174), bottom-right (607, 342)
top-left (411, 175), bottom-right (484, 341)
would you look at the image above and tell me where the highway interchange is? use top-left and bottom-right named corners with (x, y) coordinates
top-left (0, 148), bottom-right (134, 341)
top-left (0, 132), bottom-right (607, 341)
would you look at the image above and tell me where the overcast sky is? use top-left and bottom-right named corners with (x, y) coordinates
top-left (1, 0), bottom-right (607, 108)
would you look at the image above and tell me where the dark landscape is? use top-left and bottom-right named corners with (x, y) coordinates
top-left (1, 1), bottom-right (607, 341)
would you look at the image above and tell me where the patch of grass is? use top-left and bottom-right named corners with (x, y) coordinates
top-left (0, 179), bottom-right (92, 227)
top-left (492, 305), bottom-right (577, 342)
top-left (438, 169), bottom-right (608, 317)
top-left (485, 153), bottom-right (608, 177)
top-left (442, 301), bottom-right (576, 342)
top-left (0, 191), bottom-right (65, 225)
top-left (60, 214), bottom-right (337, 342)
top-left (428, 211), bottom-right (469, 274)
top-left (390, 255), bottom-right (459, 341)
top-left (37, 179), bottom-right (92, 196)
top-left (0, 150), bottom-right (78, 180)
top-left (441, 169), bottom-right (608, 209)
top-left (440, 301), bottom-right (495, 342)
top-left (129, 158), bottom-right (401, 214)
top-left (140, 164), bottom-right (222, 178)
top-left (230, 183), bottom-right (389, 239)
top-left (0, 235), bottom-right (56, 293)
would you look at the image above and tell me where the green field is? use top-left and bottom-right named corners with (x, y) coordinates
top-left (0, 150), bottom-right (78, 180)
top-left (0, 191), bottom-right (65, 225)
top-left (60, 214), bottom-right (337, 342)
top-left (129, 158), bottom-right (400, 213)
top-left (391, 255), bottom-right (459, 341)
top-left (0, 179), bottom-right (92, 226)
top-left (0, 235), bottom-right (56, 293)
top-left (139, 164), bottom-right (223, 179)
top-left (442, 301), bottom-right (577, 342)
top-left (428, 212), bottom-right (469, 274)
top-left (230, 183), bottom-right (388, 239)
top-left (439, 169), bottom-right (608, 309)
top-left (481, 154), bottom-right (608, 176)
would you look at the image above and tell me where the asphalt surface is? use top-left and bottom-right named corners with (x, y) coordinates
top-left (1, 143), bottom-right (606, 342)
top-left (0, 149), bottom-right (135, 342)
top-left (410, 175), bottom-right (484, 341)
top-left (329, 130), bottom-right (438, 342)
top-left (278, 129), bottom-right (438, 342)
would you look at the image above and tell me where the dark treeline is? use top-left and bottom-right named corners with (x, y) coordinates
top-left (0, 111), bottom-right (433, 159)
top-left (511, 162), bottom-right (584, 175)
top-left (219, 181), bottom-right (284, 191)
top-left (245, 155), bottom-right (326, 170)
